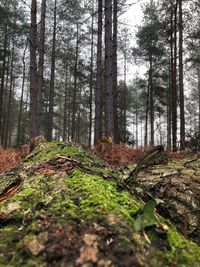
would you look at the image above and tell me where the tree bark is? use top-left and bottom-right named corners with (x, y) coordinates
top-left (198, 67), bottom-right (200, 150)
top-left (63, 67), bottom-right (68, 141)
top-left (37, 0), bottom-right (46, 135)
top-left (104, 0), bottom-right (114, 138)
top-left (171, 2), bottom-right (178, 151)
top-left (149, 54), bottom-right (154, 146)
top-left (47, 0), bottom-right (57, 141)
top-left (178, 0), bottom-right (185, 151)
top-left (144, 84), bottom-right (150, 147)
top-left (135, 86), bottom-right (138, 148)
top-left (17, 42), bottom-right (28, 146)
top-left (89, 0), bottom-right (94, 146)
top-left (30, 0), bottom-right (39, 138)
top-left (2, 50), bottom-right (10, 146)
top-left (123, 45), bottom-right (127, 142)
top-left (94, 0), bottom-right (103, 144)
top-left (71, 23), bottom-right (79, 141)
top-left (113, 0), bottom-right (119, 143)
top-left (4, 39), bottom-right (15, 148)
top-left (167, 67), bottom-right (172, 150)
top-left (0, 26), bottom-right (8, 144)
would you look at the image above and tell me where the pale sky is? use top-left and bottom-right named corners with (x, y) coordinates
top-left (119, 0), bottom-right (147, 83)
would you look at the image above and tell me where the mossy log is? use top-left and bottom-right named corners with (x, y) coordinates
top-left (0, 141), bottom-right (200, 267)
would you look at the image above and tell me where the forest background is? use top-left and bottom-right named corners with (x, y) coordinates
top-left (0, 0), bottom-right (200, 152)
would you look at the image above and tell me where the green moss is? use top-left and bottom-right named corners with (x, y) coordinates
top-left (167, 229), bottom-right (200, 266)
top-left (27, 142), bottom-right (100, 164)
top-left (66, 169), bottom-right (141, 223)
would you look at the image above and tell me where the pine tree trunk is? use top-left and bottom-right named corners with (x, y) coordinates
top-left (144, 84), bottom-right (150, 147)
top-left (167, 67), bottom-right (172, 150)
top-left (113, 0), bottom-right (119, 143)
top-left (0, 26), bottom-right (8, 144)
top-left (2, 51), bottom-right (10, 146)
top-left (4, 39), bottom-right (15, 148)
top-left (89, 0), bottom-right (94, 146)
top-left (71, 23), bottom-right (79, 141)
top-left (149, 54), bottom-right (154, 146)
top-left (63, 67), bottom-right (68, 141)
top-left (47, 0), bottom-right (57, 141)
top-left (30, 0), bottom-right (39, 138)
top-left (171, 2), bottom-right (178, 151)
top-left (94, 0), bottom-right (103, 144)
top-left (123, 47), bottom-right (127, 142)
top-left (179, 0), bottom-right (185, 151)
top-left (17, 43), bottom-right (27, 146)
top-left (104, 0), bottom-right (114, 138)
top-left (198, 67), bottom-right (200, 150)
top-left (135, 86), bottom-right (138, 148)
top-left (37, 0), bottom-right (46, 135)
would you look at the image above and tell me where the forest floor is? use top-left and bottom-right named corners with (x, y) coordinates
top-left (0, 141), bottom-right (200, 266)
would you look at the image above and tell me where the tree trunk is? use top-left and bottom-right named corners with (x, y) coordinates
top-left (17, 43), bottom-right (28, 146)
top-left (71, 23), bottom-right (79, 141)
top-left (47, 0), bottom-right (57, 141)
top-left (144, 84), bottom-right (150, 147)
top-left (94, 0), bottom-right (103, 144)
top-left (167, 67), bottom-right (172, 150)
top-left (123, 47), bottom-right (127, 142)
top-left (149, 54), bottom-right (154, 146)
top-left (135, 86), bottom-right (138, 148)
top-left (171, 2), bottom-right (178, 151)
top-left (104, 0), bottom-right (114, 138)
top-left (170, 1), bottom-right (177, 152)
top-left (37, 0), bottom-right (46, 135)
top-left (30, 0), bottom-right (39, 138)
top-left (63, 67), bottom-right (68, 141)
top-left (4, 39), bottom-right (15, 148)
top-left (0, 26), bottom-right (8, 144)
top-left (89, 0), bottom-right (94, 146)
top-left (178, 0), bottom-right (185, 151)
top-left (113, 0), bottom-right (119, 143)
top-left (198, 67), bottom-right (200, 150)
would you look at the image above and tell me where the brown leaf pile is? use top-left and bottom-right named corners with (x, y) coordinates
top-left (93, 143), bottom-right (143, 166)
top-left (94, 143), bottom-right (198, 167)
top-left (169, 151), bottom-right (195, 160)
top-left (0, 145), bottom-right (29, 173)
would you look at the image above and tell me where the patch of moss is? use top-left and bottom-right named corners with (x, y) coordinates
top-left (67, 169), bottom-right (141, 223)
top-left (167, 228), bottom-right (200, 266)
top-left (27, 142), bottom-right (100, 164)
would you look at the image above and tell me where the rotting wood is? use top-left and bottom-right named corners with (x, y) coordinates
top-left (125, 145), bottom-right (169, 186)
top-left (0, 177), bottom-right (23, 201)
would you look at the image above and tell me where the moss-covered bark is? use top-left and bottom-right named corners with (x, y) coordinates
top-left (0, 141), bottom-right (200, 266)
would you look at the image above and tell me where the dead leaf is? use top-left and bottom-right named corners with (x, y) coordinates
top-left (76, 234), bottom-right (99, 266)
top-left (24, 235), bottom-right (45, 256)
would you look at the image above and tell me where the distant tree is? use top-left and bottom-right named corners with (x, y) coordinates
top-left (47, 0), bottom-right (57, 141)
top-left (38, 0), bottom-right (46, 136)
top-left (104, 0), bottom-right (114, 138)
top-left (113, 0), bottom-right (119, 143)
top-left (30, 0), bottom-right (39, 138)
top-left (88, 0), bottom-right (95, 146)
top-left (133, 0), bottom-right (166, 146)
top-left (94, 0), bottom-right (103, 144)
